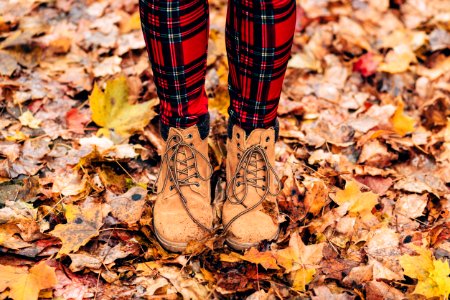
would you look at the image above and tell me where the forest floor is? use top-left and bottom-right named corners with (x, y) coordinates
top-left (0, 0), bottom-right (449, 299)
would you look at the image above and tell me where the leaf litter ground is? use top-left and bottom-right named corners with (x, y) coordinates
top-left (0, 0), bottom-right (449, 299)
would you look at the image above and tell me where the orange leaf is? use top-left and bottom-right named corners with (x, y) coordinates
top-left (0, 261), bottom-right (57, 300)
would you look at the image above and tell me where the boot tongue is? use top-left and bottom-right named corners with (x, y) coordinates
top-left (244, 128), bottom-right (275, 148)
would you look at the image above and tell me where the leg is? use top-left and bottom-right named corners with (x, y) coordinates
top-left (223, 0), bottom-right (296, 249)
top-left (226, 0), bottom-right (296, 132)
top-left (139, 0), bottom-right (209, 139)
top-left (140, 0), bottom-right (213, 252)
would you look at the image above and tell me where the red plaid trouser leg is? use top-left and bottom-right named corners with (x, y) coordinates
top-left (139, 0), bottom-right (296, 130)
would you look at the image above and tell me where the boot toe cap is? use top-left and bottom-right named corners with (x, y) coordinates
top-left (224, 208), bottom-right (278, 249)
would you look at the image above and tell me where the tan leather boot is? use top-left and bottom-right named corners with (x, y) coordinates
top-left (223, 125), bottom-right (281, 250)
top-left (153, 126), bottom-right (213, 252)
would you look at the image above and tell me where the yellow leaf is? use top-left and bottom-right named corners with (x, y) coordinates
top-left (292, 268), bottom-right (316, 292)
top-left (135, 261), bottom-right (163, 276)
top-left (399, 245), bottom-right (450, 298)
top-left (18, 111), bottom-right (41, 129)
top-left (241, 247), bottom-right (279, 270)
top-left (121, 11), bottom-right (141, 33)
top-left (50, 200), bottom-right (107, 256)
top-left (89, 75), bottom-right (158, 137)
top-left (334, 180), bottom-right (378, 221)
top-left (0, 261), bottom-right (57, 300)
top-left (378, 45), bottom-right (416, 73)
top-left (219, 252), bottom-right (242, 263)
top-left (275, 247), bottom-right (296, 272)
top-left (275, 231), bottom-right (324, 273)
top-left (220, 248), bottom-right (279, 270)
top-left (391, 99), bottom-right (415, 136)
top-left (431, 259), bottom-right (450, 298)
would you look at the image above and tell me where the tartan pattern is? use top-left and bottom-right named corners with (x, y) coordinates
top-left (140, 0), bottom-right (296, 130)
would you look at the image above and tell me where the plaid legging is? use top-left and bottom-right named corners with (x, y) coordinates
top-left (139, 0), bottom-right (296, 131)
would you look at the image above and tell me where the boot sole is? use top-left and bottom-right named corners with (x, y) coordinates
top-left (226, 229), bottom-right (279, 251)
top-left (154, 225), bottom-right (187, 253)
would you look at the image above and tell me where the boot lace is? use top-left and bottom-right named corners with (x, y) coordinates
top-left (153, 133), bottom-right (213, 232)
top-left (224, 144), bottom-right (281, 232)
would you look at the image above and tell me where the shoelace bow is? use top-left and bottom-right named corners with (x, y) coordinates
top-left (224, 143), bottom-right (281, 232)
top-left (153, 133), bottom-right (213, 233)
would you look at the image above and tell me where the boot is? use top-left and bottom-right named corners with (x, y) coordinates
top-left (223, 125), bottom-right (281, 250)
top-left (153, 126), bottom-right (213, 252)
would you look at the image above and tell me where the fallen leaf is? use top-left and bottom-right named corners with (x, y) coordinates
top-left (241, 248), bottom-right (279, 270)
top-left (66, 108), bottom-right (90, 134)
top-left (353, 52), bottom-right (380, 77)
top-left (391, 99), bottom-right (415, 136)
top-left (105, 186), bottom-right (147, 225)
top-left (378, 45), bottom-right (416, 73)
top-left (334, 180), bottom-right (378, 222)
top-left (50, 198), bottom-right (108, 256)
top-left (0, 261), bottom-right (57, 300)
top-left (18, 111), bottom-right (41, 129)
top-left (399, 245), bottom-right (450, 299)
top-left (89, 75), bottom-right (158, 137)
top-left (292, 268), bottom-right (316, 292)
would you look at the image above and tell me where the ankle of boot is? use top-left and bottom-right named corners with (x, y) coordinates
top-left (160, 114), bottom-right (210, 141)
top-left (227, 117), bottom-right (279, 141)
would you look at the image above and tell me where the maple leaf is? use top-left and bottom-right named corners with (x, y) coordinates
top-left (275, 232), bottom-right (324, 291)
top-left (275, 231), bottom-right (325, 273)
top-left (353, 52), bottom-right (380, 77)
top-left (0, 261), bottom-right (57, 300)
top-left (292, 268), bottom-right (316, 292)
top-left (18, 111), bottom-right (41, 129)
top-left (89, 75), bottom-right (158, 137)
top-left (66, 108), bottom-right (90, 134)
top-left (50, 199), bottom-right (108, 256)
top-left (105, 186), bottom-right (147, 225)
top-left (378, 45), bottom-right (416, 73)
top-left (391, 99), bottom-right (415, 136)
top-left (241, 247), bottom-right (279, 270)
top-left (220, 248), bottom-right (279, 270)
top-left (399, 246), bottom-right (450, 299)
top-left (334, 180), bottom-right (378, 222)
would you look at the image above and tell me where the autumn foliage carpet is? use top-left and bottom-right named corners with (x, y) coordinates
top-left (0, 0), bottom-right (449, 299)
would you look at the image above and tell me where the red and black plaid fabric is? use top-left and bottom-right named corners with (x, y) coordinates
top-left (139, 0), bottom-right (296, 130)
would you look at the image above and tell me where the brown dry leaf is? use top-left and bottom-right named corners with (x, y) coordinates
top-left (50, 198), bottom-right (109, 256)
top-left (105, 186), bottom-right (147, 225)
top-left (0, 261), bottom-right (57, 300)
top-left (303, 176), bottom-right (328, 215)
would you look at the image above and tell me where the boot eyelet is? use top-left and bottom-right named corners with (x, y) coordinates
top-left (195, 183), bottom-right (200, 187)
top-left (187, 133), bottom-right (193, 139)
top-left (262, 166), bottom-right (267, 171)
top-left (169, 186), bottom-right (174, 191)
top-left (263, 176), bottom-right (266, 181)
top-left (195, 173), bottom-right (199, 178)
top-left (264, 146), bottom-right (267, 150)
top-left (262, 186), bottom-right (266, 191)
top-left (236, 174), bottom-right (240, 178)
top-left (236, 182), bottom-right (241, 187)
top-left (190, 143), bottom-right (194, 146)
top-left (236, 133), bottom-right (240, 139)
top-left (237, 143), bottom-right (240, 147)
top-left (266, 137), bottom-right (270, 142)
